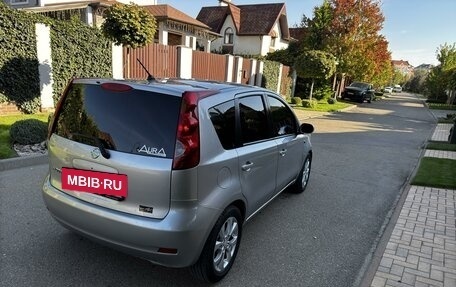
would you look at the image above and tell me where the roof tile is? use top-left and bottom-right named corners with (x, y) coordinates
top-left (144, 5), bottom-right (209, 29)
top-left (197, 3), bottom-right (288, 38)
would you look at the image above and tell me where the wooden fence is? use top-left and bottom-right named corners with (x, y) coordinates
top-left (192, 51), bottom-right (227, 81)
top-left (124, 44), bottom-right (177, 79)
top-left (122, 43), bottom-right (292, 98)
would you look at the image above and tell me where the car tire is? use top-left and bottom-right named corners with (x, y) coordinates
top-left (290, 154), bottom-right (312, 193)
top-left (190, 205), bottom-right (242, 283)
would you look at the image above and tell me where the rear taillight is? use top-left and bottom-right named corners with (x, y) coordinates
top-left (172, 90), bottom-right (217, 170)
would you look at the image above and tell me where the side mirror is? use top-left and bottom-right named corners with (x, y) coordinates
top-left (299, 123), bottom-right (314, 134)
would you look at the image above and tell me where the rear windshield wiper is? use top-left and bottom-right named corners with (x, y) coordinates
top-left (70, 133), bottom-right (111, 159)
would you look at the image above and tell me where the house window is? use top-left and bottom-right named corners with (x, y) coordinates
top-left (270, 30), bottom-right (278, 48)
top-left (224, 27), bottom-right (234, 45)
top-left (10, 0), bottom-right (29, 4)
top-left (270, 37), bottom-right (276, 48)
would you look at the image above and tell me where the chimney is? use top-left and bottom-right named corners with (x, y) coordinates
top-left (219, 0), bottom-right (232, 6)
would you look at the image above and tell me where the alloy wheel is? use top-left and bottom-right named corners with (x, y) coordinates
top-left (213, 216), bottom-right (239, 273)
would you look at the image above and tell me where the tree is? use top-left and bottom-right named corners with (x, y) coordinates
top-left (102, 3), bottom-right (156, 48)
top-left (391, 70), bottom-right (408, 86)
top-left (324, 0), bottom-right (390, 85)
top-left (301, 0), bottom-right (333, 51)
top-left (427, 43), bottom-right (456, 104)
top-left (266, 41), bottom-right (301, 67)
top-left (101, 3), bottom-right (156, 77)
top-left (425, 67), bottom-right (447, 102)
top-left (405, 69), bottom-right (429, 94)
top-left (295, 50), bottom-right (337, 100)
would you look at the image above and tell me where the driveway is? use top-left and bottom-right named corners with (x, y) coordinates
top-left (0, 93), bottom-right (435, 287)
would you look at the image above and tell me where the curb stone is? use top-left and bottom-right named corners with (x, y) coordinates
top-left (0, 154), bottom-right (48, 172)
top-left (365, 112), bottom-right (455, 287)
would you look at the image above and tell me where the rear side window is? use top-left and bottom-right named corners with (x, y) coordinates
top-left (54, 83), bottom-right (180, 158)
top-left (209, 100), bottom-right (236, 150)
top-left (238, 95), bottom-right (268, 145)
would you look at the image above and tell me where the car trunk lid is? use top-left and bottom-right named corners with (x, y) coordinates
top-left (47, 80), bottom-right (181, 219)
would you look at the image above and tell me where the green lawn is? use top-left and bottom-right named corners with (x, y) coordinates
top-left (0, 113), bottom-right (50, 159)
top-left (411, 157), bottom-right (456, 189)
top-left (292, 100), bottom-right (353, 112)
top-left (427, 103), bottom-right (456, 110)
top-left (438, 118), bottom-right (455, 123)
top-left (427, 142), bottom-right (456, 152)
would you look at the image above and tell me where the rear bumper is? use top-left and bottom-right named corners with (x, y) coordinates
top-left (42, 175), bottom-right (219, 268)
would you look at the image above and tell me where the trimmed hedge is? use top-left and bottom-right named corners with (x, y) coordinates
top-left (291, 97), bottom-right (302, 106)
top-left (302, 99), bottom-right (317, 108)
top-left (10, 119), bottom-right (48, 144)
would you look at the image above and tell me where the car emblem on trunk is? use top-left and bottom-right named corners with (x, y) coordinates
top-left (91, 148), bottom-right (101, 159)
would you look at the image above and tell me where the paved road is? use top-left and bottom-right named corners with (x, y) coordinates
top-left (0, 93), bottom-right (435, 287)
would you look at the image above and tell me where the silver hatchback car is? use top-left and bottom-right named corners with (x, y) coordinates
top-left (42, 78), bottom-right (314, 282)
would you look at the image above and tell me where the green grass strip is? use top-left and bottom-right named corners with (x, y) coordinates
top-left (0, 113), bottom-right (50, 159)
top-left (428, 103), bottom-right (456, 110)
top-left (427, 142), bottom-right (456, 152)
top-left (292, 100), bottom-right (353, 112)
top-left (411, 157), bottom-right (456, 189)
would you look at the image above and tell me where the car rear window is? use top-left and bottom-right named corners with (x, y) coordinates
top-left (53, 83), bottom-right (180, 159)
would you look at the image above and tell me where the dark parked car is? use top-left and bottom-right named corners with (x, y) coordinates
top-left (341, 82), bottom-right (375, 103)
top-left (42, 77), bottom-right (314, 283)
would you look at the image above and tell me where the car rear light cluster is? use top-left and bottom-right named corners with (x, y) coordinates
top-left (173, 90), bottom-right (217, 170)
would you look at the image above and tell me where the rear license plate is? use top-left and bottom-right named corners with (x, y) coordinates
top-left (61, 168), bottom-right (128, 197)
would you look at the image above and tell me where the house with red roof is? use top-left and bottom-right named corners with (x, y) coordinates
top-left (4, 0), bottom-right (218, 52)
top-left (143, 4), bottom-right (218, 52)
top-left (392, 60), bottom-right (414, 77)
top-left (196, 0), bottom-right (290, 56)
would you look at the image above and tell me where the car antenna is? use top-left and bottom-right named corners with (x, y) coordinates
top-left (136, 58), bottom-right (156, 82)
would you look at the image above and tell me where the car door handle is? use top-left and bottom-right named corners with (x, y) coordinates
top-left (279, 149), bottom-right (287, 157)
top-left (241, 161), bottom-right (254, 172)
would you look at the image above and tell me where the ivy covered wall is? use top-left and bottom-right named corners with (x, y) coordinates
top-left (0, 3), bottom-right (112, 113)
top-left (262, 60), bottom-right (280, 93)
top-left (50, 19), bottom-right (112, 104)
top-left (0, 3), bottom-right (41, 113)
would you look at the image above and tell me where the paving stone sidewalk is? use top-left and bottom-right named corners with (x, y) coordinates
top-left (431, 124), bottom-right (453, 142)
top-left (370, 124), bottom-right (456, 287)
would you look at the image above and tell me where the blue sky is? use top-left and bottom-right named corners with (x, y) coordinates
top-left (158, 0), bottom-right (456, 67)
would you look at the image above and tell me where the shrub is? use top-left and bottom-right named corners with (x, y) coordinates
top-left (291, 97), bottom-right (302, 106)
top-left (313, 85), bottom-right (333, 101)
top-left (302, 99), bottom-right (317, 108)
top-left (10, 119), bottom-right (48, 145)
top-left (327, 98), bottom-right (337, 104)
